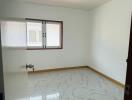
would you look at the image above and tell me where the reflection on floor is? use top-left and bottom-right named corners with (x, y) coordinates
top-left (28, 68), bottom-right (124, 100)
top-left (4, 73), bottom-right (29, 100)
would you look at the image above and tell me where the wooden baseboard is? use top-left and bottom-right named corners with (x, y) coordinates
top-left (28, 65), bottom-right (125, 88)
top-left (87, 66), bottom-right (125, 88)
top-left (28, 66), bottom-right (88, 73)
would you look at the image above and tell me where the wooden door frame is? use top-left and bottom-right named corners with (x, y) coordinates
top-left (124, 16), bottom-right (132, 100)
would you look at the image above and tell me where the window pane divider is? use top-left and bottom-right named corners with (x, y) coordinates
top-left (42, 21), bottom-right (46, 48)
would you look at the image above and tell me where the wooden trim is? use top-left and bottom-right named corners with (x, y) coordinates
top-left (61, 21), bottom-right (63, 49)
top-left (124, 15), bottom-right (132, 100)
top-left (26, 18), bottom-right (63, 50)
top-left (27, 48), bottom-right (62, 50)
top-left (26, 18), bottom-right (63, 23)
top-left (28, 66), bottom-right (87, 73)
top-left (28, 65), bottom-right (125, 87)
top-left (87, 66), bottom-right (125, 88)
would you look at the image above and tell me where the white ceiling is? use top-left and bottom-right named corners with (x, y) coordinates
top-left (18, 0), bottom-right (110, 10)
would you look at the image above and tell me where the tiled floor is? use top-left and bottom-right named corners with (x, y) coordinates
top-left (28, 68), bottom-right (124, 100)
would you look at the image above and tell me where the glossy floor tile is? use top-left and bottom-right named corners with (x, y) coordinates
top-left (28, 68), bottom-right (124, 100)
top-left (4, 73), bottom-right (29, 100)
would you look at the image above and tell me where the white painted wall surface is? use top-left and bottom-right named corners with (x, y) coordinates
top-left (0, 0), bottom-right (132, 84)
top-left (0, 1), bottom-right (89, 70)
top-left (1, 21), bottom-right (29, 100)
top-left (87, 0), bottom-right (132, 84)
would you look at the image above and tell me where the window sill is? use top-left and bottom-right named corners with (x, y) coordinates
top-left (27, 48), bottom-right (63, 50)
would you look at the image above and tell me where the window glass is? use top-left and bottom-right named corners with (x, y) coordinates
top-left (46, 22), bottom-right (61, 47)
top-left (26, 19), bottom-right (63, 49)
top-left (27, 22), bottom-right (42, 47)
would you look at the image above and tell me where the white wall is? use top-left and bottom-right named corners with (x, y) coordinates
top-left (1, 21), bottom-right (29, 100)
top-left (0, 1), bottom-right (89, 70)
top-left (0, 0), bottom-right (132, 85)
top-left (0, 3), bottom-right (89, 99)
top-left (87, 0), bottom-right (132, 84)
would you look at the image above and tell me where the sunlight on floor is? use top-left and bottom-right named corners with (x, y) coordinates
top-left (29, 92), bottom-right (60, 100)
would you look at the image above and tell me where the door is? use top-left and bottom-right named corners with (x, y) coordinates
top-left (0, 20), bottom-right (29, 100)
top-left (124, 17), bottom-right (132, 100)
top-left (0, 23), bottom-right (5, 100)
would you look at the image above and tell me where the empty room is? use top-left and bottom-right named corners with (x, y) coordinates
top-left (0, 0), bottom-right (132, 100)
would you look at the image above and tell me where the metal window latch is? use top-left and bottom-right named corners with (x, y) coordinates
top-left (43, 33), bottom-right (46, 37)
top-left (42, 33), bottom-right (46, 48)
top-left (26, 64), bottom-right (35, 72)
top-left (42, 33), bottom-right (44, 37)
